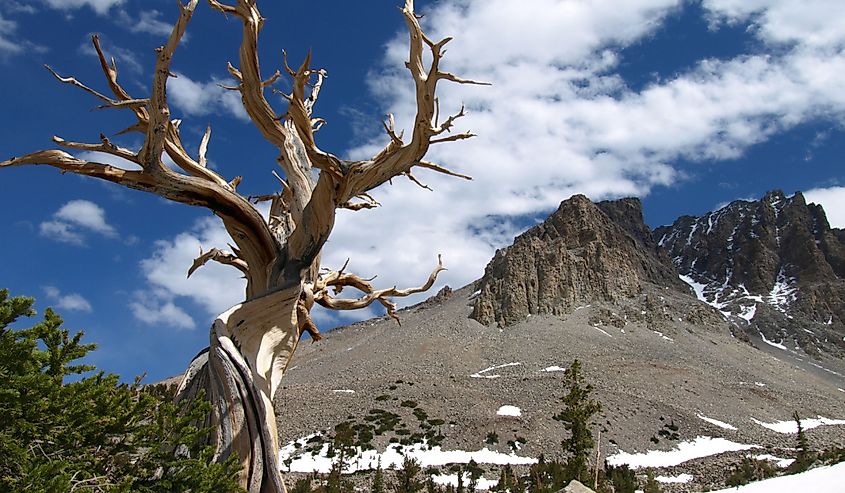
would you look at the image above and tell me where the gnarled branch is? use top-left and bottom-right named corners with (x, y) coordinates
top-left (188, 247), bottom-right (249, 278)
top-left (311, 255), bottom-right (446, 322)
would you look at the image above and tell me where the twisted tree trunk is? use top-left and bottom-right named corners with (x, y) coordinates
top-left (176, 287), bottom-right (300, 491)
top-left (2, 1), bottom-right (484, 491)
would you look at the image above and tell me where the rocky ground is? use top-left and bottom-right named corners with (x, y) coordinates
top-left (274, 283), bottom-right (845, 491)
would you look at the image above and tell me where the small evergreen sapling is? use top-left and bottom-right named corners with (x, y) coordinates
top-left (786, 411), bottom-right (816, 474)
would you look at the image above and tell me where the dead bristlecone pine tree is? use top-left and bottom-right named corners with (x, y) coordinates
top-left (1, 1), bottom-right (485, 491)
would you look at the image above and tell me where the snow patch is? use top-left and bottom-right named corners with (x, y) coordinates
top-left (432, 473), bottom-right (498, 490)
top-left (471, 362), bottom-right (522, 379)
top-left (652, 330), bottom-right (674, 342)
top-left (332, 389), bottom-right (355, 394)
top-left (758, 331), bottom-right (787, 350)
top-left (768, 267), bottom-right (798, 313)
top-left (656, 473), bottom-right (694, 484)
top-left (606, 436), bottom-right (757, 469)
top-left (679, 274), bottom-right (708, 303)
top-left (496, 405), bottom-right (521, 417)
top-left (592, 326), bottom-right (613, 338)
top-left (755, 454), bottom-right (795, 468)
top-left (541, 366), bottom-right (565, 372)
top-left (697, 414), bottom-right (738, 431)
top-left (738, 304), bottom-right (757, 322)
top-left (751, 416), bottom-right (845, 434)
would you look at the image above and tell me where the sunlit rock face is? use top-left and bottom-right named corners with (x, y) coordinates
top-left (471, 194), bottom-right (683, 327)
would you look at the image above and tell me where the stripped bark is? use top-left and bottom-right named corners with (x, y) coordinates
top-left (1, 1), bottom-right (482, 491)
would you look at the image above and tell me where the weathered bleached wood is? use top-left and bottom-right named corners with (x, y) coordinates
top-left (2, 1), bottom-right (481, 490)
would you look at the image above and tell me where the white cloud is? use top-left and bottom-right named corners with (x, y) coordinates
top-left (129, 290), bottom-right (196, 330)
top-left (805, 186), bottom-right (845, 228)
top-left (40, 199), bottom-right (117, 245)
top-left (138, 217), bottom-right (246, 318)
top-left (0, 15), bottom-right (21, 55)
top-left (2, 2), bottom-right (37, 14)
top-left (55, 199), bottom-right (117, 236)
top-left (323, 0), bottom-right (845, 294)
top-left (168, 72), bottom-right (249, 121)
top-left (43, 0), bottom-right (124, 15)
top-left (114, 8), bottom-right (177, 38)
top-left (0, 14), bottom-right (36, 55)
top-left (703, 0), bottom-right (845, 48)
top-left (44, 285), bottom-right (93, 312)
top-left (77, 36), bottom-right (143, 74)
top-left (129, 9), bottom-right (174, 37)
top-left (39, 220), bottom-right (85, 245)
top-left (0, 13), bottom-right (45, 56)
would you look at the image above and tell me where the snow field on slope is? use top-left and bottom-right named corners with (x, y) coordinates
top-left (606, 436), bottom-right (757, 469)
top-left (707, 462), bottom-right (845, 493)
top-left (279, 438), bottom-right (537, 475)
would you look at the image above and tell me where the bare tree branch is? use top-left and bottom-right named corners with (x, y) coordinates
top-left (188, 247), bottom-right (249, 278)
top-left (44, 64), bottom-right (113, 105)
top-left (416, 160), bottom-right (472, 180)
top-left (52, 135), bottom-right (141, 167)
top-left (312, 255), bottom-right (446, 322)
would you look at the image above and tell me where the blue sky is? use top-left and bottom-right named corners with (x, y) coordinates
top-left (1, 0), bottom-right (844, 382)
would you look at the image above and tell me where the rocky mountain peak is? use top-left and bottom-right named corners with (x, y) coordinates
top-left (470, 195), bottom-right (683, 327)
top-left (654, 190), bottom-right (845, 357)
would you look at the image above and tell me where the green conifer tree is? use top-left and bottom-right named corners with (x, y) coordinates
top-left (787, 411), bottom-right (815, 474)
top-left (392, 456), bottom-right (425, 493)
top-left (642, 470), bottom-right (662, 493)
top-left (553, 360), bottom-right (602, 485)
top-left (372, 458), bottom-right (386, 493)
top-left (0, 289), bottom-right (243, 492)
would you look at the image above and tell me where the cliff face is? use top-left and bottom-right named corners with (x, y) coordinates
top-left (471, 195), bottom-right (683, 327)
top-left (655, 190), bottom-right (845, 356)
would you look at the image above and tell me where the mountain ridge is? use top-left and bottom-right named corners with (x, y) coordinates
top-left (655, 190), bottom-right (845, 359)
top-left (273, 189), bottom-right (845, 492)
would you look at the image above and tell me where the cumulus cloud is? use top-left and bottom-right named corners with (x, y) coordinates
top-left (322, 0), bottom-right (845, 297)
top-left (805, 186), bottom-right (845, 228)
top-left (40, 199), bottom-right (117, 245)
top-left (168, 72), bottom-right (249, 121)
top-left (129, 289), bottom-right (196, 330)
top-left (44, 286), bottom-right (93, 312)
top-left (54, 200), bottom-right (116, 235)
top-left (42, 0), bottom-right (124, 15)
top-left (138, 217), bottom-right (246, 318)
top-left (703, 0), bottom-right (845, 48)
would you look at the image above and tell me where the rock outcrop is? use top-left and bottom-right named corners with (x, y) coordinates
top-left (471, 195), bottom-right (684, 327)
top-left (655, 190), bottom-right (845, 357)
